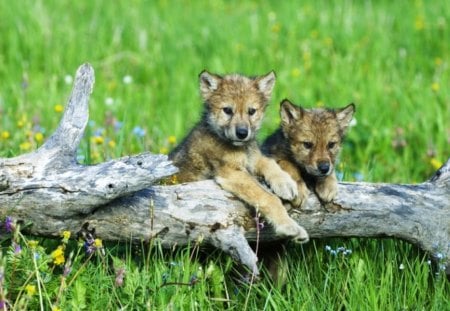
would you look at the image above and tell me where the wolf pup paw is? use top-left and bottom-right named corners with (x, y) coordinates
top-left (291, 181), bottom-right (309, 208)
top-left (268, 172), bottom-right (298, 201)
top-left (315, 177), bottom-right (337, 203)
top-left (276, 220), bottom-right (309, 243)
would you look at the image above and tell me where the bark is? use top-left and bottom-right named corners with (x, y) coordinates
top-left (0, 64), bottom-right (449, 277)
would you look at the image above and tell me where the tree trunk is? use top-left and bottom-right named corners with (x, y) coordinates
top-left (0, 64), bottom-right (448, 277)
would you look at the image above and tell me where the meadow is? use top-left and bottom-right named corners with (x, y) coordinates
top-left (0, 0), bottom-right (449, 309)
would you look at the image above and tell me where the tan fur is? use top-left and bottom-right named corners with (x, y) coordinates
top-left (262, 99), bottom-right (355, 206)
top-left (169, 72), bottom-right (308, 242)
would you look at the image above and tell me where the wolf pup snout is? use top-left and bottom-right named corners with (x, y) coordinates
top-left (235, 126), bottom-right (249, 140)
top-left (317, 161), bottom-right (331, 176)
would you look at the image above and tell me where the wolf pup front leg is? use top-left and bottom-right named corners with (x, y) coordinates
top-left (263, 99), bottom-right (355, 205)
top-left (169, 71), bottom-right (308, 242)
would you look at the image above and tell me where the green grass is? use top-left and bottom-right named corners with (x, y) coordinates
top-left (0, 0), bottom-right (449, 309)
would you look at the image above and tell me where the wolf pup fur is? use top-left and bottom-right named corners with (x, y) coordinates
top-left (262, 99), bottom-right (355, 207)
top-left (169, 71), bottom-right (308, 242)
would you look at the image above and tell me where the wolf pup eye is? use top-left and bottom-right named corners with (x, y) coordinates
top-left (248, 108), bottom-right (256, 116)
top-left (327, 142), bottom-right (336, 149)
top-left (303, 142), bottom-right (313, 149)
top-left (223, 107), bottom-right (233, 115)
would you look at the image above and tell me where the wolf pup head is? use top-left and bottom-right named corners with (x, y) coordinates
top-left (199, 70), bottom-right (276, 146)
top-left (280, 99), bottom-right (355, 178)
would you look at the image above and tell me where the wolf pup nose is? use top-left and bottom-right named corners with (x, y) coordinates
top-left (317, 161), bottom-right (331, 176)
top-left (235, 126), bottom-right (249, 140)
top-left (169, 71), bottom-right (309, 242)
top-left (262, 99), bottom-right (355, 207)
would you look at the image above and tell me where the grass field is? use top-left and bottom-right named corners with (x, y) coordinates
top-left (0, 0), bottom-right (449, 309)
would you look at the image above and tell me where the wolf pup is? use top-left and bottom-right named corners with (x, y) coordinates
top-left (262, 99), bottom-right (355, 207)
top-left (169, 71), bottom-right (308, 242)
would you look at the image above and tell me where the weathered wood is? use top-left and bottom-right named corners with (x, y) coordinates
top-left (0, 64), bottom-right (449, 277)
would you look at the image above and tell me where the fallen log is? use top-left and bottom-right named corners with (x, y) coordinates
top-left (0, 64), bottom-right (449, 277)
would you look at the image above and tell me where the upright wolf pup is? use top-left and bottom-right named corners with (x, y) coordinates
top-left (262, 99), bottom-right (355, 206)
top-left (169, 71), bottom-right (308, 242)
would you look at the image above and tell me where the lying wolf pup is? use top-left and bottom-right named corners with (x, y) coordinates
top-left (169, 71), bottom-right (308, 242)
top-left (262, 99), bottom-right (355, 207)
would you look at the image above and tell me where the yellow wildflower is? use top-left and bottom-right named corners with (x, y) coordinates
top-left (431, 82), bottom-right (440, 92)
top-left (17, 115), bottom-right (28, 128)
top-left (434, 57), bottom-right (442, 66)
top-left (25, 284), bottom-right (36, 296)
top-left (168, 135), bottom-right (177, 144)
top-left (430, 158), bottom-right (443, 170)
top-left (34, 132), bottom-right (44, 143)
top-left (52, 307), bottom-right (62, 311)
top-left (91, 151), bottom-right (100, 161)
top-left (1, 131), bottom-right (10, 139)
top-left (107, 81), bottom-right (118, 92)
top-left (414, 16), bottom-right (425, 31)
top-left (61, 230), bottom-right (71, 243)
top-left (94, 238), bottom-right (103, 248)
top-left (271, 23), bottom-right (281, 33)
top-left (291, 68), bottom-right (301, 78)
top-left (51, 245), bottom-right (65, 265)
top-left (54, 104), bottom-right (64, 113)
top-left (28, 240), bottom-right (39, 249)
top-left (159, 147), bottom-right (169, 155)
top-left (108, 140), bottom-right (116, 148)
top-left (169, 175), bottom-right (178, 185)
top-left (92, 136), bottom-right (104, 145)
top-left (323, 37), bottom-right (333, 47)
top-left (19, 141), bottom-right (32, 151)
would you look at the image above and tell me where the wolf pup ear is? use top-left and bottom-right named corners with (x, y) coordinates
top-left (199, 70), bottom-right (222, 100)
top-left (336, 103), bottom-right (355, 131)
top-left (280, 99), bottom-right (301, 126)
top-left (256, 71), bottom-right (276, 101)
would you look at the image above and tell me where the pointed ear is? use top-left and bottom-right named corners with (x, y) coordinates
top-left (255, 71), bottom-right (276, 101)
top-left (336, 103), bottom-right (355, 131)
top-left (199, 70), bottom-right (222, 100)
top-left (280, 99), bottom-right (301, 126)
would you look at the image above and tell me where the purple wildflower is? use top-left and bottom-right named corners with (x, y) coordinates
top-left (115, 267), bottom-right (125, 287)
top-left (63, 261), bottom-right (72, 277)
top-left (5, 217), bottom-right (13, 233)
top-left (84, 239), bottom-right (95, 255)
top-left (13, 242), bottom-right (21, 255)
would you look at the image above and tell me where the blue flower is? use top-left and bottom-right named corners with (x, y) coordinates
top-left (132, 126), bottom-right (146, 138)
top-left (335, 171), bottom-right (344, 181)
top-left (93, 128), bottom-right (105, 137)
top-left (353, 172), bottom-right (364, 182)
top-left (114, 121), bottom-right (123, 132)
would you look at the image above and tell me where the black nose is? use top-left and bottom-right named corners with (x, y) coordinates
top-left (236, 127), bottom-right (249, 140)
top-left (318, 162), bottom-right (330, 174)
